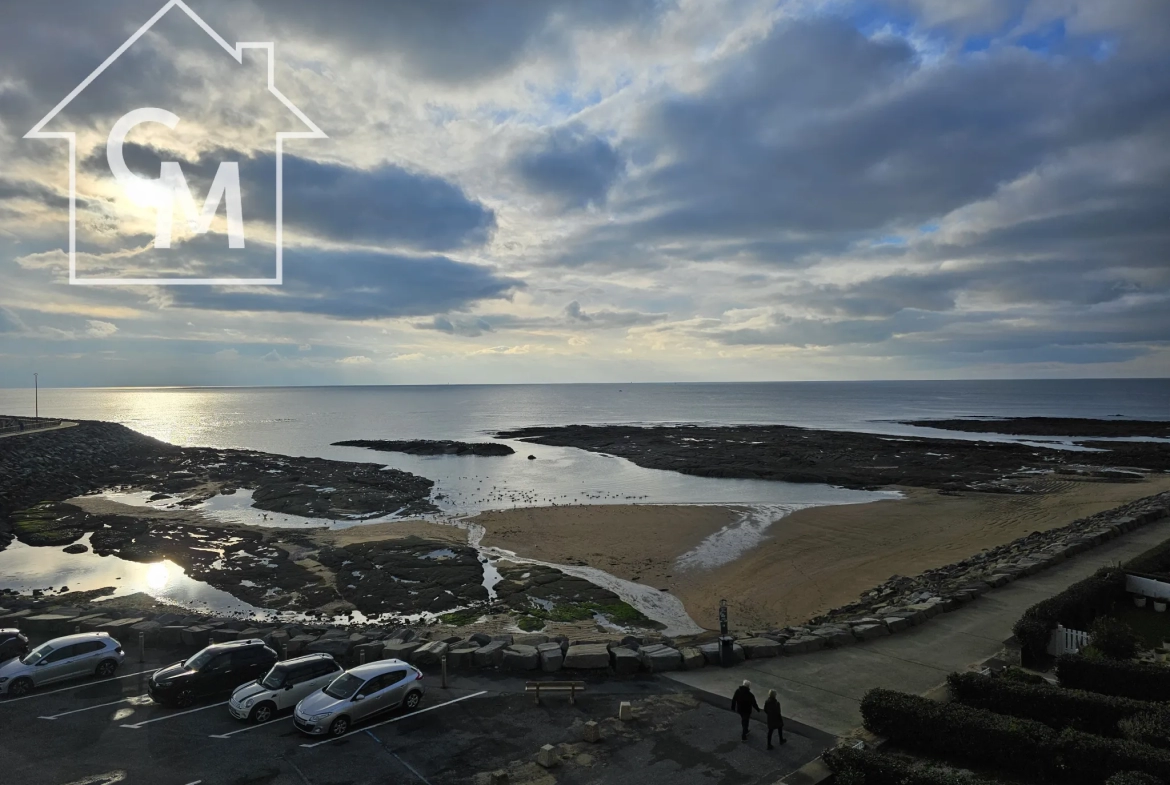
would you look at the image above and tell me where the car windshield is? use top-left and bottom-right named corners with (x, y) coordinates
top-left (183, 649), bottom-right (216, 670)
top-left (323, 673), bottom-right (363, 700)
top-left (260, 666), bottom-right (288, 690)
top-left (21, 643), bottom-right (53, 666)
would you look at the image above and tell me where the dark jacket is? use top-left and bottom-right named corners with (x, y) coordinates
top-left (731, 686), bottom-right (761, 716)
top-left (764, 696), bottom-right (784, 727)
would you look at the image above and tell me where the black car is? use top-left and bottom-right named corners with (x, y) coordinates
top-left (0, 629), bottom-right (29, 663)
top-left (148, 639), bottom-right (278, 708)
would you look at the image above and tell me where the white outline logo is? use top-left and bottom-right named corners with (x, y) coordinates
top-left (25, 0), bottom-right (326, 286)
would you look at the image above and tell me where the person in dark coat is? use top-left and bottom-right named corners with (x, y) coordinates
top-left (731, 680), bottom-right (761, 740)
top-left (764, 689), bottom-right (787, 749)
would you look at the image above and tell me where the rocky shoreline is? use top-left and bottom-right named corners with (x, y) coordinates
top-left (334, 439), bottom-right (515, 456)
top-left (900, 416), bottom-right (1170, 438)
top-left (498, 423), bottom-right (1170, 491)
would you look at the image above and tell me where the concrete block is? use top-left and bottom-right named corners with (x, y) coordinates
top-left (537, 642), bottom-right (563, 673)
top-left (473, 641), bottom-right (506, 668)
top-left (180, 625), bottom-right (213, 648)
top-left (514, 634), bottom-right (549, 646)
top-left (610, 646), bottom-right (641, 675)
top-left (618, 701), bottom-right (633, 721)
top-left (783, 636), bottom-right (827, 654)
top-left (639, 644), bottom-right (683, 672)
top-left (810, 627), bottom-right (853, 648)
top-left (883, 616), bottom-right (912, 633)
top-left (382, 640), bottom-right (422, 661)
top-left (448, 645), bottom-right (480, 670)
top-left (354, 641), bottom-right (385, 664)
top-left (737, 638), bottom-right (781, 659)
top-left (158, 625), bottom-right (187, 647)
top-left (907, 602), bottom-right (942, 619)
top-left (412, 641), bottom-right (449, 667)
top-left (564, 644), bottom-right (610, 670)
top-left (18, 614), bottom-right (75, 636)
top-left (679, 647), bottom-right (705, 670)
top-left (583, 720), bottom-right (601, 743)
top-left (699, 641), bottom-right (745, 665)
top-left (852, 624), bottom-right (889, 641)
top-left (502, 644), bottom-right (540, 671)
top-left (535, 744), bottom-right (558, 769)
top-left (490, 634), bottom-right (514, 645)
top-left (129, 620), bottom-right (163, 645)
top-left (307, 637), bottom-right (355, 661)
top-left (285, 634), bottom-right (318, 657)
top-left (209, 627), bottom-right (240, 644)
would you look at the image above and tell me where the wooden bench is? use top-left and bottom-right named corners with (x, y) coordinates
top-left (525, 680), bottom-right (586, 705)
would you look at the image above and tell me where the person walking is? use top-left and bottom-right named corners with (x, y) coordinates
top-left (731, 680), bottom-right (761, 741)
top-left (764, 689), bottom-right (787, 749)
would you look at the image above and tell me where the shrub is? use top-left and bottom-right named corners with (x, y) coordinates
top-left (823, 746), bottom-right (999, 785)
top-left (1058, 654), bottom-right (1170, 701)
top-left (861, 687), bottom-right (1170, 783)
top-left (947, 671), bottom-right (1152, 737)
top-left (1000, 667), bottom-right (1047, 685)
top-left (1106, 772), bottom-right (1166, 785)
top-left (1013, 568), bottom-right (1126, 659)
top-left (1091, 617), bottom-right (1142, 660)
top-left (1127, 537), bottom-right (1170, 578)
top-left (1121, 709), bottom-right (1170, 751)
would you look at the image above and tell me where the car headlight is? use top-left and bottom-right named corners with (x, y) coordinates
top-left (243, 698), bottom-right (256, 709)
top-left (310, 712), bottom-right (333, 721)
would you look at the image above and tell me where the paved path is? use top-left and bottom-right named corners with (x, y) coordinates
top-left (0, 421), bottom-right (76, 439)
top-left (668, 515), bottom-right (1170, 738)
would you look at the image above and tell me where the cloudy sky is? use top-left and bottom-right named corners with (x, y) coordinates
top-left (1, 0), bottom-right (1168, 387)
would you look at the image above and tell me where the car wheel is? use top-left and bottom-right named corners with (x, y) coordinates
top-left (403, 691), bottom-right (422, 711)
top-left (328, 716), bottom-right (349, 737)
top-left (250, 701), bottom-right (276, 724)
top-left (95, 659), bottom-right (119, 678)
top-left (175, 689), bottom-right (196, 708)
top-left (7, 678), bottom-right (33, 698)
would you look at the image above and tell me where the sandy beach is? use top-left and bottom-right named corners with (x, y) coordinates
top-left (476, 475), bottom-right (1170, 633)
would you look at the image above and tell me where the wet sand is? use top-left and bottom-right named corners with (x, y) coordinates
top-left (475, 475), bottom-right (1170, 633)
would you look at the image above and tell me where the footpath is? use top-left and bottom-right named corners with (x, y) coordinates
top-left (668, 515), bottom-right (1170, 738)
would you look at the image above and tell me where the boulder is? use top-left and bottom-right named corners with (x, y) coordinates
top-left (490, 634), bottom-right (514, 645)
top-left (307, 637), bottom-right (355, 660)
top-left (563, 644), bottom-right (610, 670)
top-left (447, 645), bottom-right (480, 670)
top-left (851, 623), bottom-right (890, 641)
top-left (473, 641), bottom-right (507, 668)
top-left (699, 641), bottom-right (745, 666)
top-left (737, 637), bottom-right (780, 659)
top-left (783, 636), bottom-right (826, 655)
top-left (468, 632), bottom-right (493, 647)
top-left (810, 627), bottom-right (853, 648)
top-left (502, 645), bottom-right (540, 671)
top-left (354, 641), bottom-right (385, 664)
top-left (515, 634), bottom-right (549, 646)
top-left (883, 616), bottom-right (912, 633)
top-left (638, 644), bottom-right (683, 672)
top-left (286, 634), bottom-right (319, 657)
top-left (610, 646), bottom-right (641, 675)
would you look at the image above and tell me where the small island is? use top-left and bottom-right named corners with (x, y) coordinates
top-left (333, 439), bottom-right (515, 457)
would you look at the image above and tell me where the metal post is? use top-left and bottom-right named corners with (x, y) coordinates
top-left (139, 631), bottom-right (145, 663)
top-left (281, 643), bottom-right (288, 661)
top-left (441, 654), bottom-right (448, 689)
top-left (718, 599), bottom-right (733, 667)
top-left (33, 373), bottom-right (38, 420)
top-left (74, 625), bottom-right (80, 634)
top-left (359, 648), bottom-right (366, 665)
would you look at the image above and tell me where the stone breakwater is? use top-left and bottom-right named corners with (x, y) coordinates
top-left (5, 492), bottom-right (1166, 680)
top-left (0, 419), bottom-right (437, 552)
top-left (334, 439), bottom-right (515, 457)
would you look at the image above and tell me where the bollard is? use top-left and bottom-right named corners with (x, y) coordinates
top-left (441, 654), bottom-right (448, 689)
top-left (75, 625), bottom-right (81, 634)
top-left (138, 631), bottom-right (145, 663)
top-left (281, 642), bottom-right (288, 661)
top-left (359, 648), bottom-right (367, 665)
top-left (583, 720), bottom-right (601, 743)
top-left (618, 701), bottom-right (632, 721)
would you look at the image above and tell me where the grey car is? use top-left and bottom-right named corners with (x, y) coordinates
top-left (293, 659), bottom-right (424, 737)
top-left (0, 632), bottom-right (125, 697)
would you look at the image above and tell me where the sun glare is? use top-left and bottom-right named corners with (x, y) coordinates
top-left (145, 562), bottom-right (170, 590)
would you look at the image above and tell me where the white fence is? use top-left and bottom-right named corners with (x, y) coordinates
top-left (1127, 573), bottom-right (1170, 601)
top-left (1047, 624), bottom-right (1090, 656)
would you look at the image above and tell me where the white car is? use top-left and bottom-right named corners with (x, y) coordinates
top-left (228, 653), bottom-right (343, 723)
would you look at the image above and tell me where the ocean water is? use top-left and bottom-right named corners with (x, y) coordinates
top-left (2, 379), bottom-right (1166, 625)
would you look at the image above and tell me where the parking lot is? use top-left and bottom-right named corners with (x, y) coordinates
top-left (0, 642), bottom-right (831, 785)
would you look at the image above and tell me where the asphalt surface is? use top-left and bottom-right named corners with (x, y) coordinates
top-left (0, 643), bottom-right (831, 785)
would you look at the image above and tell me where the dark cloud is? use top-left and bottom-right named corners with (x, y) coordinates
top-left (167, 242), bottom-right (521, 319)
top-left (83, 143), bottom-right (496, 251)
top-left (513, 126), bottom-right (624, 208)
top-left (0, 179), bottom-right (72, 210)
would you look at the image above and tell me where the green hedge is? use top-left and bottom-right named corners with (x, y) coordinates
top-left (1058, 654), bottom-right (1170, 702)
top-left (1012, 568), bottom-right (1126, 659)
top-left (822, 746), bottom-right (1000, 785)
top-left (860, 688), bottom-right (1170, 783)
top-left (1126, 537), bottom-right (1170, 578)
top-left (1106, 772), bottom-right (1165, 785)
top-left (948, 671), bottom-right (1153, 737)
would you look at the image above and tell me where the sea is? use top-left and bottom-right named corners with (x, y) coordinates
top-left (2, 379), bottom-right (1167, 628)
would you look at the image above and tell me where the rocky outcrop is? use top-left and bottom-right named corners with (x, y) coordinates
top-left (499, 423), bottom-right (1170, 491)
top-left (334, 439), bottom-right (515, 457)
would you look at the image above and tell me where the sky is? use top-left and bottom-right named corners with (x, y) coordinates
top-left (0, 0), bottom-right (1168, 387)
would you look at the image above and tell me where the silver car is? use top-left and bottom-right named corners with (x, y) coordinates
top-left (293, 659), bottom-right (425, 737)
top-left (0, 632), bottom-right (125, 697)
top-left (228, 653), bottom-right (343, 723)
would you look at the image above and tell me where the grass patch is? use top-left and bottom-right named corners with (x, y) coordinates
top-left (516, 615), bottom-right (545, 632)
top-left (439, 609), bottom-right (482, 626)
top-left (515, 599), bottom-right (656, 629)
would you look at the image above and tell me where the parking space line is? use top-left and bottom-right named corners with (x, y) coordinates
top-left (59, 772), bottom-right (127, 785)
top-left (0, 668), bottom-right (159, 704)
top-left (39, 695), bottom-right (151, 720)
top-left (209, 716), bottom-right (292, 738)
top-left (364, 730), bottom-right (432, 785)
top-left (119, 701), bottom-right (228, 729)
top-left (299, 691), bottom-right (488, 748)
